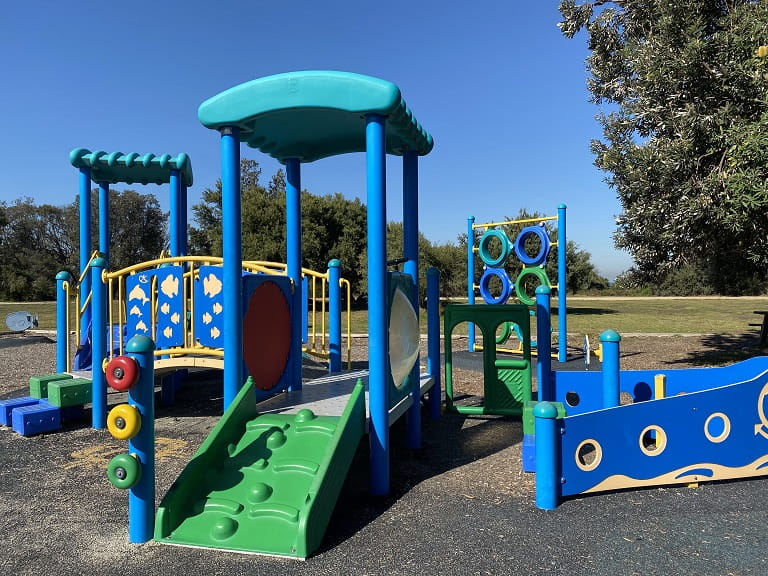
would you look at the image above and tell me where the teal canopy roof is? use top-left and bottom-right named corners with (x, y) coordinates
top-left (198, 70), bottom-right (434, 163)
top-left (70, 149), bottom-right (193, 186)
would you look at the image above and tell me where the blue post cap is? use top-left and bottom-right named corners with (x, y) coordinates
top-left (90, 257), bottom-right (107, 268)
top-left (533, 401), bottom-right (559, 419)
top-left (328, 258), bottom-right (341, 268)
top-left (535, 285), bottom-right (551, 295)
top-left (600, 329), bottom-right (621, 343)
top-left (558, 203), bottom-right (567, 209)
top-left (56, 271), bottom-right (72, 281)
top-left (125, 334), bottom-right (156, 353)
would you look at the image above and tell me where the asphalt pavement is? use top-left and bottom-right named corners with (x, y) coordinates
top-left (1, 368), bottom-right (767, 575)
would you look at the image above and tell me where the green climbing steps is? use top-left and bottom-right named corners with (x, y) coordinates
top-left (154, 376), bottom-right (366, 558)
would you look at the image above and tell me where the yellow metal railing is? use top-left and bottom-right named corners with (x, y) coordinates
top-left (66, 255), bottom-right (352, 371)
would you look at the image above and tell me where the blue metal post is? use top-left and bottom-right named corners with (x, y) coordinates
top-left (403, 151), bottom-right (421, 450)
top-left (79, 167), bottom-right (92, 330)
top-left (534, 401), bottom-right (560, 510)
top-left (126, 335), bottom-right (155, 543)
top-left (366, 113), bottom-right (389, 495)
top-left (98, 182), bottom-right (110, 266)
top-left (557, 204), bottom-right (567, 362)
top-left (426, 267), bottom-right (441, 420)
top-left (328, 259), bottom-right (342, 373)
top-left (170, 169), bottom-right (181, 257)
top-left (467, 216), bottom-right (475, 352)
top-left (221, 127), bottom-right (242, 410)
top-left (302, 276), bottom-right (309, 345)
top-left (536, 285), bottom-right (553, 402)
top-left (180, 182), bottom-right (188, 256)
top-left (286, 158), bottom-right (303, 391)
top-left (56, 271), bottom-right (72, 373)
top-left (91, 257), bottom-right (107, 428)
top-left (601, 329), bottom-right (621, 408)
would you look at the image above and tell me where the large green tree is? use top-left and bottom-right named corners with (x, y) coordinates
top-left (0, 192), bottom-right (168, 301)
top-left (190, 159), bottom-right (369, 296)
top-left (66, 189), bottom-right (168, 272)
top-left (0, 198), bottom-right (72, 300)
top-left (559, 0), bottom-right (768, 294)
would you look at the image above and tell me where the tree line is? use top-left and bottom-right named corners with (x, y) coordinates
top-left (0, 192), bottom-right (166, 301)
top-left (0, 159), bottom-right (606, 302)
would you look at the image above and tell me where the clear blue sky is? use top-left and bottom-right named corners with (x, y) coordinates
top-left (1, 1), bottom-right (634, 280)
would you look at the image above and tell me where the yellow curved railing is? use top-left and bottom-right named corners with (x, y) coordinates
top-left (65, 255), bottom-right (352, 372)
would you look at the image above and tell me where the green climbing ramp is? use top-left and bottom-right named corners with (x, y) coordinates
top-left (154, 377), bottom-right (366, 558)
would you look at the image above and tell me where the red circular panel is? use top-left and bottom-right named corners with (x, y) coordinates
top-left (242, 281), bottom-right (291, 391)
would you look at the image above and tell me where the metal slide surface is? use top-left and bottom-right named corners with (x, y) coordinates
top-left (154, 377), bottom-right (366, 558)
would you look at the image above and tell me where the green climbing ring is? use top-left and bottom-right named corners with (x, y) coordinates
top-left (515, 267), bottom-right (551, 306)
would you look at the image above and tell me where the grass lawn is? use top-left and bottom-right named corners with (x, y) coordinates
top-left (3, 297), bottom-right (768, 337)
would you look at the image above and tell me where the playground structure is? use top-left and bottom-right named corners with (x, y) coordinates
top-left (513, 286), bottom-right (768, 509)
top-left (80, 70), bottom-right (439, 557)
top-left (4, 67), bottom-right (766, 553)
top-left (1, 69), bottom-right (441, 557)
top-left (467, 207), bottom-right (567, 362)
top-left (2, 148), bottom-right (353, 437)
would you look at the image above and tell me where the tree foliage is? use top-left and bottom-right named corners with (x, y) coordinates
top-left (559, 0), bottom-right (768, 294)
top-left (189, 160), bottom-right (369, 295)
top-left (0, 191), bottom-right (167, 301)
top-left (188, 164), bottom-right (609, 304)
top-left (0, 198), bottom-right (72, 300)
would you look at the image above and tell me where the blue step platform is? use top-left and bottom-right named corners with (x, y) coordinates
top-left (11, 400), bottom-right (62, 436)
top-left (0, 397), bottom-right (86, 436)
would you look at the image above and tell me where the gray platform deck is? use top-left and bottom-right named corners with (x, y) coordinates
top-left (257, 370), bottom-right (436, 427)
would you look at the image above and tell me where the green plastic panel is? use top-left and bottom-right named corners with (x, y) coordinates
top-left (198, 71), bottom-right (434, 163)
top-left (522, 401), bottom-right (566, 436)
top-left (155, 376), bottom-right (366, 558)
top-left (443, 304), bottom-right (533, 416)
top-left (47, 378), bottom-right (92, 408)
top-left (29, 373), bottom-right (73, 399)
top-left (70, 149), bottom-right (193, 186)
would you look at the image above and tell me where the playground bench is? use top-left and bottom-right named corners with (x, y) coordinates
top-left (750, 310), bottom-right (768, 346)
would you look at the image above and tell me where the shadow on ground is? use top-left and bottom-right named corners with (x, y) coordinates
top-left (669, 333), bottom-right (766, 366)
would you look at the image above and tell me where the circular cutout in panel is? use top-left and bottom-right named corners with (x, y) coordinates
top-left (514, 225), bottom-right (551, 266)
top-left (565, 391), bottom-right (581, 407)
top-left (389, 287), bottom-right (420, 390)
top-left (639, 425), bottom-right (667, 456)
top-left (704, 412), bottom-right (731, 443)
top-left (575, 439), bottom-right (602, 471)
top-left (478, 229), bottom-right (511, 267)
top-left (479, 267), bottom-right (513, 305)
top-left (243, 281), bottom-right (291, 391)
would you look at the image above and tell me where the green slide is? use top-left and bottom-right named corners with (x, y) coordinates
top-left (154, 377), bottom-right (366, 558)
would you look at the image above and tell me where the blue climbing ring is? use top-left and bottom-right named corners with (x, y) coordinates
top-left (514, 225), bottom-right (551, 266)
top-left (479, 267), bottom-right (513, 305)
top-left (478, 229), bottom-right (511, 267)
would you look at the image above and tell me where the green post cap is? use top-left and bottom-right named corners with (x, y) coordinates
top-left (327, 259), bottom-right (341, 268)
top-left (90, 256), bottom-right (107, 268)
top-left (535, 285), bottom-right (551, 295)
top-left (56, 271), bottom-right (72, 281)
top-left (125, 334), bottom-right (156, 353)
top-left (533, 401), bottom-right (559, 419)
top-left (600, 329), bottom-right (622, 343)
